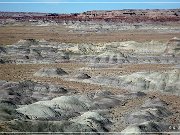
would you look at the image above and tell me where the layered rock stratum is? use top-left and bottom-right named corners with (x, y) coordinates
top-left (0, 9), bottom-right (180, 134)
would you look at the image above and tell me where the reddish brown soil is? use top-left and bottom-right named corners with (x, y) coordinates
top-left (0, 26), bottom-right (180, 45)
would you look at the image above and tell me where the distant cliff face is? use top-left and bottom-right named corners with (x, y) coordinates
top-left (0, 9), bottom-right (180, 23)
top-left (78, 9), bottom-right (180, 22)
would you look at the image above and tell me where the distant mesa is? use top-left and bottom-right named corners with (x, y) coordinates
top-left (0, 9), bottom-right (179, 23)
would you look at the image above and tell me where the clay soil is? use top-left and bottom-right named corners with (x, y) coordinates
top-left (0, 63), bottom-right (174, 93)
top-left (0, 25), bottom-right (180, 133)
top-left (0, 26), bottom-right (180, 45)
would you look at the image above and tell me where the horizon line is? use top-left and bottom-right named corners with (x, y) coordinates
top-left (0, 2), bottom-right (180, 4)
top-left (0, 8), bottom-right (179, 14)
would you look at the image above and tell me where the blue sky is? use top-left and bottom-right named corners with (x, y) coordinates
top-left (0, 0), bottom-right (179, 13)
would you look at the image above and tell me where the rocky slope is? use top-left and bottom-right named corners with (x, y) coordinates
top-left (0, 10), bottom-right (180, 134)
top-left (0, 38), bottom-right (180, 133)
top-left (0, 79), bottom-right (179, 133)
top-left (0, 38), bottom-right (180, 65)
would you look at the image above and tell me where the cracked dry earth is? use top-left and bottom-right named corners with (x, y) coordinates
top-left (0, 22), bottom-right (180, 135)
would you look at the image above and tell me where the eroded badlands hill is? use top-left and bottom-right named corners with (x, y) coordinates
top-left (0, 10), bottom-right (180, 134)
top-left (0, 37), bottom-right (180, 134)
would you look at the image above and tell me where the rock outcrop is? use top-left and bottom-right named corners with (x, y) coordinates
top-left (87, 69), bottom-right (180, 94)
top-left (34, 68), bottom-right (68, 77)
top-left (122, 97), bottom-right (173, 134)
top-left (0, 9), bottom-right (180, 23)
top-left (1, 38), bottom-right (179, 64)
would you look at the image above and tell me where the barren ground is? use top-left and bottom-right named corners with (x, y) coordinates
top-left (0, 26), bottom-right (180, 45)
top-left (0, 23), bottom-right (180, 134)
